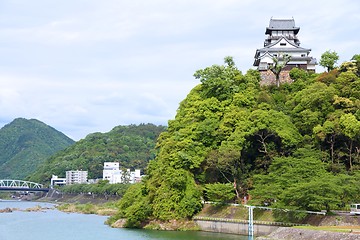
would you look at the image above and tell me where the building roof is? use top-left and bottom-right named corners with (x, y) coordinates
top-left (255, 36), bottom-right (311, 58)
top-left (253, 51), bottom-right (312, 66)
top-left (265, 18), bottom-right (300, 34)
top-left (309, 57), bottom-right (318, 65)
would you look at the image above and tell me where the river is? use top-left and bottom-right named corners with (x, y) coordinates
top-left (0, 201), bottom-right (247, 240)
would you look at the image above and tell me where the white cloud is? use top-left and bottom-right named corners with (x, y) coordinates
top-left (0, 0), bottom-right (359, 140)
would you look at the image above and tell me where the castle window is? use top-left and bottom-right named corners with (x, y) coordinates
top-left (280, 43), bottom-right (286, 46)
top-left (301, 54), bottom-right (306, 57)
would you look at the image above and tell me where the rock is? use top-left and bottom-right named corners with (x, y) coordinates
top-left (111, 219), bottom-right (126, 228)
top-left (0, 207), bottom-right (13, 213)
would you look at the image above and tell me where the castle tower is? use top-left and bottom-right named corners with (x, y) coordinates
top-left (254, 18), bottom-right (316, 85)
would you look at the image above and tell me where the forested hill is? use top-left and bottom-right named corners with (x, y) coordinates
top-left (28, 124), bottom-right (166, 183)
top-left (0, 118), bottom-right (75, 179)
top-left (113, 56), bottom-right (360, 227)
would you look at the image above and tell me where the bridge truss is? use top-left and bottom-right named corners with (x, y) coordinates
top-left (0, 179), bottom-right (44, 189)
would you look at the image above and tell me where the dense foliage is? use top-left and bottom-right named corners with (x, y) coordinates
top-left (60, 180), bottom-right (130, 197)
top-left (0, 118), bottom-right (74, 179)
top-left (28, 124), bottom-right (166, 183)
top-left (115, 55), bottom-right (360, 226)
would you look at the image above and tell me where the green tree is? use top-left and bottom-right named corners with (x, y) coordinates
top-left (114, 183), bottom-right (151, 228)
top-left (313, 115), bottom-right (342, 165)
top-left (250, 154), bottom-right (327, 206)
top-left (204, 183), bottom-right (236, 203)
top-left (281, 175), bottom-right (341, 212)
top-left (339, 113), bottom-right (360, 170)
top-left (269, 53), bottom-right (291, 88)
top-left (205, 149), bottom-right (244, 200)
top-left (319, 50), bottom-right (339, 72)
top-left (289, 82), bottom-right (336, 135)
top-left (339, 61), bottom-right (358, 74)
top-left (193, 56), bottom-right (242, 101)
top-left (145, 164), bottom-right (202, 220)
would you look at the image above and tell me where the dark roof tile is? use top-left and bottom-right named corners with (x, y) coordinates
top-left (266, 18), bottom-right (300, 34)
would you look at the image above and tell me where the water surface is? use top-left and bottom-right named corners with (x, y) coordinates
top-left (0, 201), bottom-right (246, 240)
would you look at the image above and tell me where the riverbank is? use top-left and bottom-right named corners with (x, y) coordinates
top-left (18, 192), bottom-right (360, 238)
top-left (39, 189), bottom-right (122, 204)
top-left (0, 204), bottom-right (55, 213)
top-left (35, 191), bottom-right (200, 230)
top-left (0, 200), bottom-right (246, 240)
top-left (56, 202), bottom-right (118, 216)
top-left (33, 190), bottom-right (121, 216)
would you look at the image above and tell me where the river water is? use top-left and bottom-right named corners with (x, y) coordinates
top-left (0, 201), bottom-right (247, 240)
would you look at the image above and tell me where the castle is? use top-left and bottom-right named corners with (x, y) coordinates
top-left (253, 18), bottom-right (316, 85)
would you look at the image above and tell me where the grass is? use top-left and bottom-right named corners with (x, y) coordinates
top-left (57, 202), bottom-right (118, 216)
top-left (196, 204), bottom-right (274, 222)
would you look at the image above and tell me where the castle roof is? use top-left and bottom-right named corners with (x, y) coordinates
top-left (255, 36), bottom-right (311, 58)
top-left (265, 19), bottom-right (300, 34)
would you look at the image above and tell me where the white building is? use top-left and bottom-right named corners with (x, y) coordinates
top-left (130, 169), bottom-right (142, 183)
top-left (102, 162), bottom-right (141, 184)
top-left (66, 170), bottom-right (88, 185)
top-left (50, 175), bottom-right (66, 187)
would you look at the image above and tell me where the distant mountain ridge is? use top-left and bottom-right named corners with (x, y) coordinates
top-left (28, 123), bottom-right (166, 184)
top-left (0, 118), bottom-right (75, 179)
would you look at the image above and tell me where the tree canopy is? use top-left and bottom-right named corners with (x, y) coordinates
top-left (114, 56), bottom-right (360, 227)
top-left (319, 50), bottom-right (340, 72)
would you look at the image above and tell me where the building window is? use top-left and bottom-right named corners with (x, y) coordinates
top-left (280, 43), bottom-right (286, 46)
top-left (301, 54), bottom-right (306, 57)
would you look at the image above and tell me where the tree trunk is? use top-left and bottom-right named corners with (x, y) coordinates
top-left (349, 140), bottom-right (353, 171)
top-left (276, 73), bottom-right (280, 88)
top-left (233, 179), bottom-right (240, 201)
top-left (330, 134), bottom-right (335, 164)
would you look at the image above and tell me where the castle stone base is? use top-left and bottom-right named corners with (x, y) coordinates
top-left (259, 70), bottom-right (293, 86)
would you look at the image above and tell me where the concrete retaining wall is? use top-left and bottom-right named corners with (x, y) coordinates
top-left (195, 219), bottom-right (280, 236)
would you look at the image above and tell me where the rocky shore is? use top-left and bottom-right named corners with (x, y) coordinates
top-left (258, 227), bottom-right (360, 240)
top-left (0, 205), bottom-right (54, 213)
top-left (39, 189), bottom-right (121, 204)
top-left (0, 207), bottom-right (13, 213)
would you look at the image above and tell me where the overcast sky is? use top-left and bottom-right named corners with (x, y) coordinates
top-left (0, 0), bottom-right (359, 140)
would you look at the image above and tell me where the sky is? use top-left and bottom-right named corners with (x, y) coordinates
top-left (0, 0), bottom-right (359, 140)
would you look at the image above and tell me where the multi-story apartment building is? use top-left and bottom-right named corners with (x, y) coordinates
top-left (65, 170), bottom-right (88, 185)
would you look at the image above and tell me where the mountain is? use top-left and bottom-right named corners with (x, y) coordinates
top-left (0, 118), bottom-right (75, 179)
top-left (28, 123), bottom-right (166, 183)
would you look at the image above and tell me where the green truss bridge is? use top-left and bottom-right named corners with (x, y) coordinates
top-left (0, 179), bottom-right (49, 192)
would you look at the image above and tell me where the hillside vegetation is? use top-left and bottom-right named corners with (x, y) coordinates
top-left (113, 56), bottom-right (360, 227)
top-left (0, 118), bottom-right (75, 179)
top-left (28, 123), bottom-right (166, 183)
